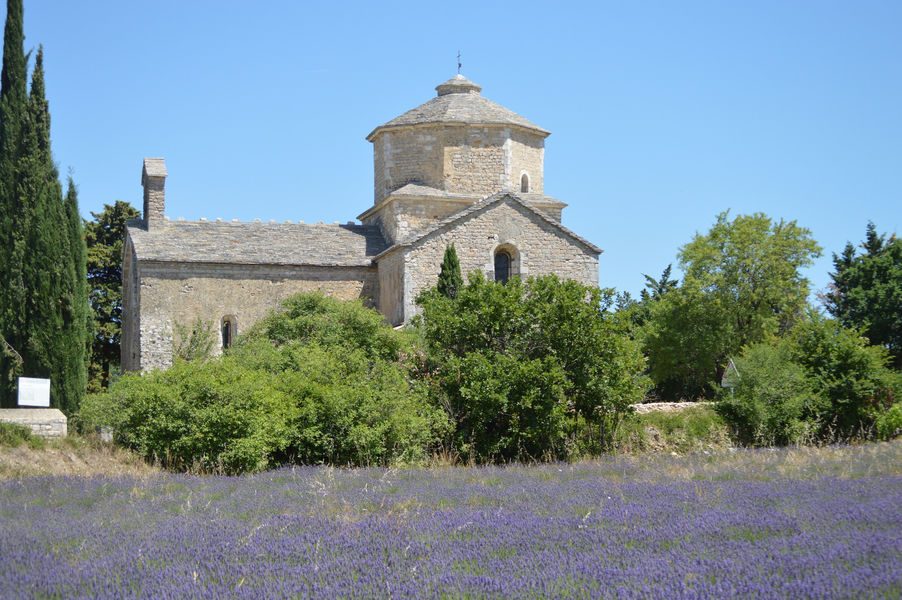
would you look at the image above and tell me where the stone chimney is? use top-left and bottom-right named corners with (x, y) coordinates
top-left (141, 158), bottom-right (167, 229)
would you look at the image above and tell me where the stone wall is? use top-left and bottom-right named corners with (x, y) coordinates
top-left (372, 125), bottom-right (545, 204)
top-left (374, 130), bottom-right (443, 203)
top-left (364, 196), bottom-right (474, 245)
top-left (509, 129), bottom-right (544, 194)
top-left (377, 250), bottom-right (406, 326)
top-left (121, 238), bottom-right (141, 371)
top-left (389, 198), bottom-right (598, 322)
top-left (0, 409), bottom-right (67, 438)
top-left (131, 262), bottom-right (378, 371)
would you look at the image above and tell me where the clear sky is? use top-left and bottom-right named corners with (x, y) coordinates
top-left (9, 0), bottom-right (902, 301)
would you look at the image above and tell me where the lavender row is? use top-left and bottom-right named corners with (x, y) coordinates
top-left (1, 451), bottom-right (900, 598)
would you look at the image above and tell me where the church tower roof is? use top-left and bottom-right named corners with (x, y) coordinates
top-left (366, 74), bottom-right (550, 141)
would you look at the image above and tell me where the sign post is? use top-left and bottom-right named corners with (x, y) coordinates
top-left (17, 377), bottom-right (50, 408)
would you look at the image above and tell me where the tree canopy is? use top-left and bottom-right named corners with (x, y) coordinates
top-left (644, 212), bottom-right (821, 398)
top-left (825, 222), bottom-right (902, 367)
top-left (416, 273), bottom-right (648, 461)
top-left (0, 8), bottom-right (88, 412)
top-left (85, 200), bottom-right (141, 391)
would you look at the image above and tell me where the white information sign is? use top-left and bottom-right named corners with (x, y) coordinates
top-left (17, 377), bottom-right (50, 407)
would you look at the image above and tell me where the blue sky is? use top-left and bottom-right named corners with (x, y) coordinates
top-left (10, 0), bottom-right (902, 300)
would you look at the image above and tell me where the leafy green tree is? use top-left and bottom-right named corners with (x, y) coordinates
top-left (84, 200), bottom-right (140, 391)
top-left (416, 274), bottom-right (648, 462)
top-left (679, 212), bottom-right (821, 345)
top-left (644, 281), bottom-right (734, 399)
top-left (436, 243), bottom-right (463, 299)
top-left (644, 212), bottom-right (821, 399)
top-left (824, 222), bottom-right (902, 367)
top-left (172, 318), bottom-right (216, 363)
top-left (21, 47), bottom-right (86, 414)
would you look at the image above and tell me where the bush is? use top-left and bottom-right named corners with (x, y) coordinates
top-left (717, 343), bottom-right (824, 445)
top-left (80, 293), bottom-right (448, 473)
top-left (785, 314), bottom-right (899, 436)
top-left (716, 313), bottom-right (901, 446)
top-left (0, 421), bottom-right (45, 449)
top-left (875, 404), bottom-right (902, 440)
top-left (416, 273), bottom-right (649, 462)
top-left (613, 406), bottom-right (729, 454)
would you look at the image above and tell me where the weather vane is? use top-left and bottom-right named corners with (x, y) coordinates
top-left (457, 50), bottom-right (462, 75)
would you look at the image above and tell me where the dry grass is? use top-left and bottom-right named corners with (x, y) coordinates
top-left (0, 434), bottom-right (158, 479)
top-left (582, 438), bottom-right (902, 483)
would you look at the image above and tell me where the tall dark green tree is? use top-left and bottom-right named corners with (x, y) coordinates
top-left (0, 5), bottom-right (88, 411)
top-left (85, 200), bottom-right (140, 391)
top-left (62, 178), bottom-right (89, 407)
top-left (0, 0), bottom-right (29, 406)
top-left (825, 223), bottom-right (902, 367)
top-left (436, 243), bottom-right (463, 299)
top-left (20, 46), bottom-right (86, 413)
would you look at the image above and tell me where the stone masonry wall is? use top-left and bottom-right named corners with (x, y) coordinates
top-left (121, 239), bottom-right (141, 371)
top-left (374, 130), bottom-right (443, 203)
top-left (377, 251), bottom-right (406, 326)
top-left (0, 409), bottom-right (67, 438)
top-left (373, 125), bottom-right (545, 204)
top-left (134, 262), bottom-right (378, 371)
top-left (443, 127), bottom-right (507, 197)
top-left (509, 129), bottom-right (544, 194)
top-left (395, 200), bottom-right (598, 321)
top-left (364, 196), bottom-right (473, 245)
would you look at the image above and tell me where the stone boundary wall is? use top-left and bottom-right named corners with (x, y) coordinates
top-left (0, 409), bottom-right (67, 438)
top-left (630, 402), bottom-right (716, 415)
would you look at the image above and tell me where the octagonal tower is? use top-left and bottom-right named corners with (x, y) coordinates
top-left (359, 75), bottom-right (565, 244)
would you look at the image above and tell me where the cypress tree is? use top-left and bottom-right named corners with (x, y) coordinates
top-left (437, 244), bottom-right (463, 299)
top-left (62, 178), bottom-right (89, 411)
top-left (0, 24), bottom-right (85, 410)
top-left (24, 46), bottom-right (85, 413)
top-left (0, 0), bottom-right (28, 406)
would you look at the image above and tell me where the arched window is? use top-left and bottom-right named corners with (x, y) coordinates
top-left (520, 173), bottom-right (530, 193)
top-left (494, 250), bottom-right (512, 284)
top-left (221, 316), bottom-right (236, 350)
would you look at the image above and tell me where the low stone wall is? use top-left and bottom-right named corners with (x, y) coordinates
top-left (0, 409), bottom-right (67, 438)
top-left (630, 402), bottom-right (715, 415)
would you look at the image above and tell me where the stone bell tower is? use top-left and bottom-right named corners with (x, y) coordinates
top-left (359, 75), bottom-right (565, 244)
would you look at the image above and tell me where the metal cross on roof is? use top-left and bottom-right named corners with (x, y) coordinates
top-left (457, 50), bottom-right (462, 74)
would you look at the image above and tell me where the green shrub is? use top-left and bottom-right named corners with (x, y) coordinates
top-left (716, 313), bottom-right (900, 446)
top-left (416, 273), bottom-right (649, 462)
top-left (875, 404), bottom-right (902, 441)
top-left (786, 314), bottom-right (899, 436)
top-left (0, 421), bottom-right (45, 449)
top-left (80, 293), bottom-right (448, 473)
top-left (717, 343), bottom-right (824, 445)
top-left (613, 406), bottom-right (729, 453)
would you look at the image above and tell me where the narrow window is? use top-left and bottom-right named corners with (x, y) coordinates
top-left (494, 250), bottom-right (511, 284)
top-left (520, 173), bottom-right (530, 193)
top-left (221, 317), bottom-right (235, 350)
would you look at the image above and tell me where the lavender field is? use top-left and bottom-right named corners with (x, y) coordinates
top-left (1, 443), bottom-right (900, 599)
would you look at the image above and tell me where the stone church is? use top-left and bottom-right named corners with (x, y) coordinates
top-left (122, 75), bottom-right (601, 372)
